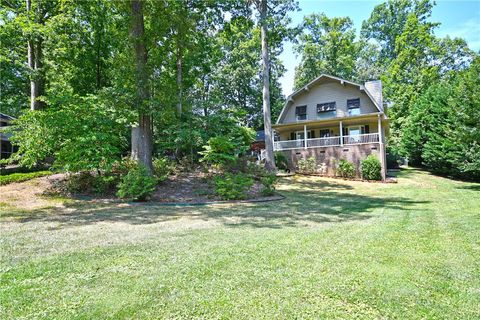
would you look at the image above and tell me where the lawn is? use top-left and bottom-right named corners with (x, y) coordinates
top-left (0, 168), bottom-right (479, 319)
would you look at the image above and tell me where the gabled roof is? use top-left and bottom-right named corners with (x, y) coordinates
top-left (276, 74), bottom-right (383, 124)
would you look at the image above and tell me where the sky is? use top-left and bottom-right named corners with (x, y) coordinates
top-left (279, 0), bottom-right (480, 95)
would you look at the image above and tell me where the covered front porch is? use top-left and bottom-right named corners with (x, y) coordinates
top-left (273, 115), bottom-right (386, 151)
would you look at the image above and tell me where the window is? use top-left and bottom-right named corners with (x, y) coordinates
top-left (347, 98), bottom-right (360, 116)
top-left (295, 105), bottom-right (307, 121)
top-left (348, 126), bottom-right (363, 136)
top-left (317, 102), bottom-right (336, 119)
top-left (295, 130), bottom-right (312, 140)
top-left (319, 129), bottom-right (331, 137)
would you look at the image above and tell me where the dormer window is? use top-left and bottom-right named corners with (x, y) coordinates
top-left (347, 98), bottom-right (360, 116)
top-left (317, 102), bottom-right (336, 119)
top-left (295, 105), bottom-right (307, 121)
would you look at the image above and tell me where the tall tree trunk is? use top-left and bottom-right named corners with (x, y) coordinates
top-left (96, 31), bottom-right (102, 89)
top-left (259, 0), bottom-right (276, 171)
top-left (176, 42), bottom-right (183, 117)
top-left (130, 0), bottom-right (153, 173)
top-left (26, 0), bottom-right (45, 110)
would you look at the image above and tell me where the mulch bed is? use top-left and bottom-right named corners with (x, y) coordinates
top-left (151, 170), bottom-right (268, 203)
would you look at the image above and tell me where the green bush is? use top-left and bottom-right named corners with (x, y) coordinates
top-left (245, 162), bottom-right (268, 178)
top-left (337, 159), bottom-right (355, 178)
top-left (112, 157), bottom-right (138, 176)
top-left (117, 165), bottom-right (157, 201)
top-left (260, 173), bottom-right (277, 196)
top-left (199, 136), bottom-right (237, 167)
top-left (361, 155), bottom-right (382, 180)
top-left (214, 173), bottom-right (253, 200)
top-left (298, 156), bottom-right (317, 174)
top-left (274, 152), bottom-right (289, 171)
top-left (66, 172), bottom-right (118, 195)
top-left (0, 171), bottom-right (52, 186)
top-left (153, 157), bottom-right (175, 182)
top-left (7, 95), bottom-right (128, 171)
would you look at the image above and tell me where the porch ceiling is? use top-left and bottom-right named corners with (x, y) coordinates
top-left (273, 113), bottom-right (388, 132)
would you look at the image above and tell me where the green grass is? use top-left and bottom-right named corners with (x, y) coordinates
top-left (0, 168), bottom-right (479, 319)
top-left (0, 170), bottom-right (52, 185)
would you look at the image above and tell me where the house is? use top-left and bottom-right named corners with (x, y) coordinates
top-left (0, 113), bottom-right (17, 160)
top-left (273, 74), bottom-right (388, 180)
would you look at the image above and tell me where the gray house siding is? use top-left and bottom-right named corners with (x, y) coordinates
top-left (279, 81), bottom-right (378, 124)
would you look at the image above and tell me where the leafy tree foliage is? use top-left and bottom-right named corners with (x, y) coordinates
top-left (294, 13), bottom-right (357, 89)
top-left (401, 57), bottom-right (480, 179)
top-left (2, 0), bottom-right (477, 182)
top-left (361, 0), bottom-right (437, 62)
top-left (8, 94), bottom-right (129, 172)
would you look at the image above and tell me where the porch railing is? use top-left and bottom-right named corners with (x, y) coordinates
top-left (343, 133), bottom-right (379, 145)
top-left (307, 136), bottom-right (341, 148)
top-left (273, 139), bottom-right (304, 151)
top-left (274, 133), bottom-right (379, 151)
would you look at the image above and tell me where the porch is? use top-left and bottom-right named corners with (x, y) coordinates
top-left (273, 115), bottom-right (385, 152)
top-left (274, 133), bottom-right (380, 151)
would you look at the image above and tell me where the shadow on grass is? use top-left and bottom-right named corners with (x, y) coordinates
top-left (455, 185), bottom-right (480, 191)
top-left (3, 179), bottom-right (428, 229)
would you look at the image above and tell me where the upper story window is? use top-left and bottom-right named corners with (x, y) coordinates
top-left (295, 105), bottom-right (307, 121)
top-left (347, 98), bottom-right (360, 116)
top-left (317, 102), bottom-right (336, 119)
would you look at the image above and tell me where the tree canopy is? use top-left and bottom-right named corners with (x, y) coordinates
top-left (1, 0), bottom-right (478, 180)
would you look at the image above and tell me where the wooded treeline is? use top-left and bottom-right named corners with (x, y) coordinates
top-left (1, 0), bottom-right (479, 180)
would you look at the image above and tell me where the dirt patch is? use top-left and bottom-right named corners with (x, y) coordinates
top-left (0, 171), bottom-right (272, 208)
top-left (151, 171), bottom-right (266, 203)
top-left (0, 174), bottom-right (68, 210)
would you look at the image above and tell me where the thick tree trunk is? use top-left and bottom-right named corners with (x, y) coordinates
top-left (259, 0), bottom-right (276, 171)
top-left (27, 0), bottom-right (45, 110)
top-left (130, 0), bottom-right (153, 173)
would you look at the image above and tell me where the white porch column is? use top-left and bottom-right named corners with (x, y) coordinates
top-left (377, 115), bottom-right (383, 143)
top-left (339, 121), bottom-right (343, 146)
top-left (303, 124), bottom-right (307, 149)
top-left (378, 114), bottom-right (386, 181)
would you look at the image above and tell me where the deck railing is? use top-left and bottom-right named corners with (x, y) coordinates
top-left (274, 133), bottom-right (379, 151)
top-left (273, 139), bottom-right (304, 151)
top-left (343, 133), bottom-right (379, 145)
top-left (307, 136), bottom-right (341, 148)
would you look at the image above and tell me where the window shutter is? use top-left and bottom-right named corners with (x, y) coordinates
top-left (365, 125), bottom-right (369, 134)
top-left (290, 132), bottom-right (295, 140)
top-left (343, 127), bottom-right (348, 136)
top-left (310, 130), bottom-right (315, 138)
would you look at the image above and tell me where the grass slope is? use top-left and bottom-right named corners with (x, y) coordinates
top-left (0, 168), bottom-right (479, 319)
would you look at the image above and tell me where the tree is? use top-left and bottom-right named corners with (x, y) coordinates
top-left (400, 57), bottom-right (480, 180)
top-left (294, 13), bottom-right (357, 89)
top-left (129, 0), bottom-right (153, 173)
top-left (256, 0), bottom-right (274, 171)
top-left (25, 0), bottom-right (46, 110)
top-left (361, 0), bottom-right (436, 62)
